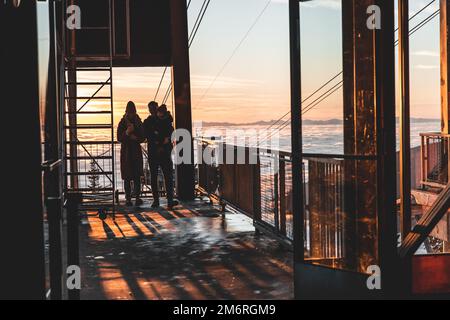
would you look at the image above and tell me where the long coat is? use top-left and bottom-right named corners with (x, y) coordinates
top-left (117, 116), bottom-right (145, 180)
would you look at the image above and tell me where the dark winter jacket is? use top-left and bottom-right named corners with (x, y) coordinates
top-left (143, 115), bottom-right (158, 153)
top-left (144, 112), bottom-right (174, 156)
top-left (117, 115), bottom-right (145, 180)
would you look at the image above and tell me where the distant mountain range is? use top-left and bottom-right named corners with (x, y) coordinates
top-left (198, 118), bottom-right (440, 127)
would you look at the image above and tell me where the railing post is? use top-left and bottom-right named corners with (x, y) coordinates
top-left (274, 155), bottom-right (280, 231)
top-left (279, 158), bottom-right (287, 236)
top-left (253, 147), bottom-right (262, 223)
top-left (427, 137), bottom-right (430, 182)
top-left (170, 0), bottom-right (195, 201)
top-left (398, 0), bottom-right (412, 241)
top-left (289, 1), bottom-right (305, 299)
top-left (66, 192), bottom-right (82, 300)
top-left (46, 190), bottom-right (63, 300)
top-left (421, 135), bottom-right (425, 187)
top-left (447, 137), bottom-right (450, 184)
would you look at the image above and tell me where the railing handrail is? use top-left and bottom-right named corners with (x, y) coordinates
top-left (420, 132), bottom-right (450, 138)
top-left (196, 137), bottom-right (377, 163)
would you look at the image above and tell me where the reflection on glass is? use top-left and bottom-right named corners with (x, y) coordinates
top-left (303, 158), bottom-right (378, 274)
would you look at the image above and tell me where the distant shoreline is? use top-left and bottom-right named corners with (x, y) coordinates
top-left (196, 118), bottom-right (440, 127)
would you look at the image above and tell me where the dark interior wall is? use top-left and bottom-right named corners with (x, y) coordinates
top-left (0, 1), bottom-right (46, 299)
top-left (125, 0), bottom-right (172, 66)
top-left (68, 0), bottom-right (172, 67)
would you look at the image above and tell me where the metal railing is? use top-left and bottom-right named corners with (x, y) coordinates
top-left (196, 139), bottom-right (347, 260)
top-left (66, 140), bottom-right (171, 202)
top-left (196, 138), bottom-right (261, 217)
top-left (258, 149), bottom-right (294, 240)
top-left (420, 132), bottom-right (450, 188)
top-left (303, 157), bottom-right (345, 265)
top-left (196, 138), bottom-right (386, 271)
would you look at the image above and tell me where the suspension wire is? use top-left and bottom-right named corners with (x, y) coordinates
top-left (301, 81), bottom-right (344, 114)
top-left (154, 0), bottom-right (195, 102)
top-left (256, 7), bottom-right (440, 147)
top-left (154, 67), bottom-right (168, 101)
top-left (264, 1), bottom-right (440, 134)
top-left (403, 8), bottom-right (440, 38)
top-left (265, 71), bottom-right (343, 132)
top-left (195, 0), bottom-right (272, 108)
top-left (403, 0), bottom-right (436, 26)
top-left (162, 85), bottom-right (172, 105)
top-left (394, 9), bottom-right (440, 46)
top-left (302, 82), bottom-right (344, 115)
top-left (188, 0), bottom-right (212, 47)
top-left (161, 0), bottom-right (213, 105)
top-left (302, 8), bottom-right (439, 116)
top-left (259, 82), bottom-right (344, 147)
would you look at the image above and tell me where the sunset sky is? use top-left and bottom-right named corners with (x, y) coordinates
top-left (38, 0), bottom-right (442, 124)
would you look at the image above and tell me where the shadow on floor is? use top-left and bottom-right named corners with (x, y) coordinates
top-left (79, 199), bottom-right (293, 300)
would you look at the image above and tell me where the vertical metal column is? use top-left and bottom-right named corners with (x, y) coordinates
top-left (66, 192), bottom-right (82, 300)
top-left (45, 0), bottom-right (64, 300)
top-left (0, 0), bottom-right (46, 299)
top-left (340, 0), bottom-right (398, 295)
top-left (341, 0), bottom-right (357, 272)
top-left (289, 0), bottom-right (305, 299)
top-left (170, 0), bottom-right (195, 201)
top-left (440, 1), bottom-right (450, 192)
top-left (67, 0), bottom-right (79, 190)
top-left (374, 0), bottom-right (399, 297)
top-left (398, 0), bottom-right (412, 240)
top-left (441, 0), bottom-right (450, 134)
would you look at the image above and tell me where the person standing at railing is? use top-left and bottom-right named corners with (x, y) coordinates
top-left (143, 101), bottom-right (159, 207)
top-left (117, 101), bottom-right (145, 207)
top-left (144, 102), bottom-right (178, 209)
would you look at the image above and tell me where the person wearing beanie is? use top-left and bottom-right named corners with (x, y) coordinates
top-left (145, 104), bottom-right (178, 209)
top-left (117, 101), bottom-right (145, 207)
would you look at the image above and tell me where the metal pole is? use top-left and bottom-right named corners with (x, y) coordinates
top-left (289, 0), bottom-right (305, 299)
top-left (375, 0), bottom-right (399, 298)
top-left (44, 1), bottom-right (62, 300)
top-left (441, 0), bottom-right (450, 134)
top-left (66, 193), bottom-right (82, 300)
top-left (170, 0), bottom-right (195, 201)
top-left (67, 0), bottom-right (79, 190)
top-left (398, 0), bottom-right (412, 240)
top-left (397, 0), bottom-right (413, 297)
top-left (46, 0), bottom-right (64, 299)
top-left (0, 0), bottom-right (46, 299)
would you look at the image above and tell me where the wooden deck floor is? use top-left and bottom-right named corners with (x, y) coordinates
top-left (79, 199), bottom-right (293, 300)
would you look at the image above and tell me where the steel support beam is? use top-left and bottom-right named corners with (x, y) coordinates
top-left (374, 0), bottom-right (399, 298)
top-left (66, 0), bottom-right (79, 190)
top-left (67, 192), bottom-right (82, 300)
top-left (441, 0), bottom-right (450, 134)
top-left (342, 0), bottom-right (357, 271)
top-left (0, 0), bottom-right (46, 299)
top-left (397, 0), bottom-right (413, 295)
top-left (170, 0), bottom-right (195, 201)
top-left (45, 0), bottom-right (64, 300)
top-left (341, 0), bottom-right (398, 296)
top-left (342, 0), bottom-right (379, 274)
top-left (289, 0), bottom-right (305, 299)
top-left (398, 0), bottom-right (412, 241)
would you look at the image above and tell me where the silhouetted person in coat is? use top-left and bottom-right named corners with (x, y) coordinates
top-left (117, 101), bottom-right (145, 207)
top-left (144, 104), bottom-right (178, 209)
